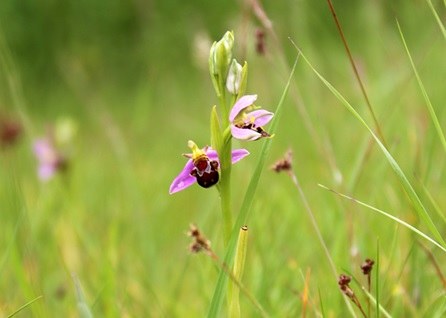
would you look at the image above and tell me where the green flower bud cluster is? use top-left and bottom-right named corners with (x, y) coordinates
top-left (209, 31), bottom-right (248, 99)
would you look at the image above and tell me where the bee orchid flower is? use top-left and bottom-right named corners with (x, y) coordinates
top-left (169, 140), bottom-right (249, 194)
top-left (229, 94), bottom-right (274, 141)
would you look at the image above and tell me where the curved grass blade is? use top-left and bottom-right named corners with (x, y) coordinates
top-left (318, 184), bottom-right (446, 253)
top-left (206, 55), bottom-right (300, 318)
top-left (7, 296), bottom-right (43, 318)
top-left (295, 47), bottom-right (446, 248)
top-left (362, 288), bottom-right (391, 318)
top-left (397, 21), bottom-right (446, 154)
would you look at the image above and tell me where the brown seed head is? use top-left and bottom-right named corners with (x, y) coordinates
top-left (360, 258), bottom-right (375, 275)
top-left (271, 149), bottom-right (293, 173)
top-left (187, 224), bottom-right (211, 254)
top-left (338, 274), bottom-right (351, 287)
top-left (338, 274), bottom-right (355, 298)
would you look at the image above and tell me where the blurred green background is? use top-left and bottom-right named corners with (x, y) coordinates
top-left (1, 0), bottom-right (446, 316)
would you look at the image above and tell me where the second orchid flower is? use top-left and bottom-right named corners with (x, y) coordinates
top-left (229, 94), bottom-right (273, 141)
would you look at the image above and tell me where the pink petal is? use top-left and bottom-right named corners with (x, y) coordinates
top-left (231, 149), bottom-right (250, 163)
top-left (206, 149), bottom-right (249, 164)
top-left (206, 150), bottom-right (219, 161)
top-left (169, 159), bottom-right (197, 194)
top-left (247, 109), bottom-right (274, 127)
top-left (231, 125), bottom-right (262, 141)
top-left (169, 148), bottom-right (250, 194)
top-left (229, 95), bottom-right (258, 122)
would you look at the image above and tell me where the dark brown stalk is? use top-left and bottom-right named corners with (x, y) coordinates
top-left (418, 242), bottom-right (446, 289)
top-left (361, 258), bottom-right (375, 317)
top-left (325, 0), bottom-right (387, 148)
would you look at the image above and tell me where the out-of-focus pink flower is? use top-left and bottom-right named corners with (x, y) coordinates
top-left (33, 138), bottom-right (66, 181)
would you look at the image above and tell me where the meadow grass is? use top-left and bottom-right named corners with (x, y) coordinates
top-left (1, 0), bottom-right (446, 317)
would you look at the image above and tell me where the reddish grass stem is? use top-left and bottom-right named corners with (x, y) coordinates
top-left (418, 242), bottom-right (446, 289)
top-left (325, 0), bottom-right (386, 147)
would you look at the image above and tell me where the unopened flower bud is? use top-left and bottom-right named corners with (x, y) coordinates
top-left (209, 31), bottom-right (234, 96)
top-left (226, 59), bottom-right (243, 95)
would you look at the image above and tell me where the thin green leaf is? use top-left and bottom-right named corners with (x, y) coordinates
top-left (397, 21), bottom-right (446, 154)
top-left (426, 0), bottom-right (446, 39)
top-left (420, 183), bottom-right (446, 224)
top-left (229, 226), bottom-right (249, 318)
top-left (210, 105), bottom-right (223, 152)
top-left (318, 288), bottom-right (326, 318)
top-left (206, 55), bottom-right (300, 317)
top-left (318, 184), bottom-right (446, 253)
top-left (7, 296), bottom-right (43, 318)
top-left (361, 288), bottom-right (391, 318)
top-left (296, 47), bottom-right (445, 248)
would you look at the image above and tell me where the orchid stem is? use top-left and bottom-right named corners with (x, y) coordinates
top-left (218, 91), bottom-right (233, 246)
top-left (220, 163), bottom-right (233, 244)
top-left (217, 89), bottom-right (236, 315)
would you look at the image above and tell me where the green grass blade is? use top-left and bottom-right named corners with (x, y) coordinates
top-left (7, 295), bottom-right (43, 318)
top-left (296, 48), bottom-right (446, 248)
top-left (318, 288), bottom-right (326, 318)
top-left (318, 184), bottom-right (446, 253)
top-left (206, 55), bottom-right (299, 318)
top-left (361, 288), bottom-right (391, 318)
top-left (73, 274), bottom-right (94, 318)
top-left (397, 21), bottom-right (446, 154)
top-left (426, 0), bottom-right (446, 39)
top-left (420, 183), bottom-right (446, 224)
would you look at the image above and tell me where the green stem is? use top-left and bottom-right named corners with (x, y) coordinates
top-left (220, 164), bottom-right (232, 244)
top-left (219, 93), bottom-right (229, 127)
top-left (218, 91), bottom-right (233, 245)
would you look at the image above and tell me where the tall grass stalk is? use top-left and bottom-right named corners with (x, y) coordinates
top-left (287, 173), bottom-right (338, 275)
top-left (318, 184), bottom-right (446, 254)
top-left (360, 289), bottom-right (391, 318)
top-left (284, 167), bottom-right (357, 316)
top-left (420, 183), bottom-right (446, 224)
top-left (397, 21), bottom-right (446, 155)
top-left (426, 0), bottom-right (446, 39)
top-left (7, 296), bottom-right (43, 318)
top-left (325, 0), bottom-right (386, 146)
top-left (250, 0), bottom-right (343, 184)
top-left (418, 242), bottom-right (446, 289)
top-left (295, 46), bottom-right (446, 248)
